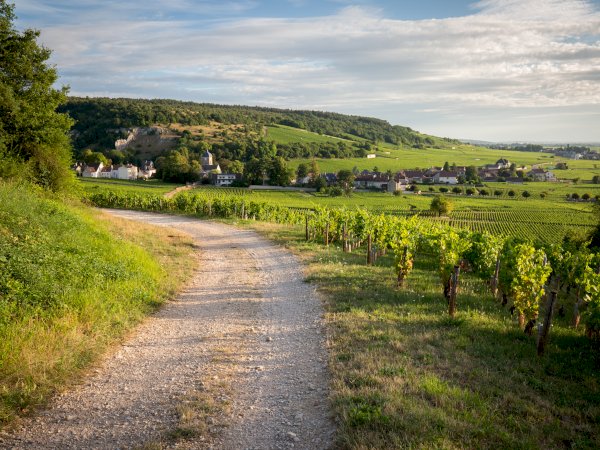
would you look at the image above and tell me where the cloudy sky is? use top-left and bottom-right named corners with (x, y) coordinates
top-left (14, 0), bottom-right (600, 142)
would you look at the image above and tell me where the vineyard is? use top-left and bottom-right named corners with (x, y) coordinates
top-left (80, 181), bottom-right (595, 243)
top-left (86, 187), bottom-right (600, 340)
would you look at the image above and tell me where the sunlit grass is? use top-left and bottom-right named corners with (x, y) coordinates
top-left (0, 183), bottom-right (196, 424)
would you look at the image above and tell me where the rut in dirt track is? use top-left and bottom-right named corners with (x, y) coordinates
top-left (1, 210), bottom-right (335, 450)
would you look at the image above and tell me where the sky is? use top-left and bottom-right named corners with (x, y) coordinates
top-left (13, 0), bottom-right (600, 143)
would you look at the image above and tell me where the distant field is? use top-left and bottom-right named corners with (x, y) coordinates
top-left (265, 124), bottom-right (355, 145)
top-left (289, 145), bottom-right (600, 182)
top-left (78, 178), bottom-right (182, 195)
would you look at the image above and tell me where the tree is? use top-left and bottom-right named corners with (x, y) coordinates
top-left (0, 1), bottom-right (74, 191)
top-left (220, 159), bottom-right (244, 175)
top-left (81, 149), bottom-right (108, 166)
top-left (267, 156), bottom-right (293, 186)
top-left (443, 161), bottom-right (450, 171)
top-left (107, 149), bottom-right (127, 165)
top-left (465, 166), bottom-right (480, 183)
top-left (336, 169), bottom-right (355, 195)
top-left (296, 162), bottom-right (308, 181)
top-left (244, 157), bottom-right (269, 185)
top-left (430, 196), bottom-right (453, 217)
top-left (308, 159), bottom-right (321, 187)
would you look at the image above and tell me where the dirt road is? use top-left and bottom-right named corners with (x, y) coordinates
top-left (1, 211), bottom-right (334, 449)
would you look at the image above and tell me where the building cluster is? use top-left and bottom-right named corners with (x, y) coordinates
top-left (74, 161), bottom-right (156, 180)
top-left (300, 158), bottom-right (558, 192)
top-left (74, 150), bottom-right (242, 186)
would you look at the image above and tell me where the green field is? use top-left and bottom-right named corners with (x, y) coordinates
top-left (78, 178), bottom-right (183, 195)
top-left (288, 144), bottom-right (600, 182)
top-left (265, 124), bottom-right (355, 145)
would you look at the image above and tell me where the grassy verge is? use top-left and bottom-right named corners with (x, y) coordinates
top-left (0, 183), bottom-right (196, 425)
top-left (247, 221), bottom-right (600, 449)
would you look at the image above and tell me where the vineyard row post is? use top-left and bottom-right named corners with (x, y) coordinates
top-left (448, 265), bottom-right (460, 318)
top-left (537, 291), bottom-right (558, 356)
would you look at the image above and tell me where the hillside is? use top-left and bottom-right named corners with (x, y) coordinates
top-left (61, 97), bottom-right (457, 158)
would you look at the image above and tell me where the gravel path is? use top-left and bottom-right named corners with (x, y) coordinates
top-left (1, 211), bottom-right (335, 449)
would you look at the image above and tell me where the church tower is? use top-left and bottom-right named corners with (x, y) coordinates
top-left (201, 150), bottom-right (213, 167)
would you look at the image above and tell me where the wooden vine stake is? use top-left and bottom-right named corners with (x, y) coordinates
top-left (491, 258), bottom-right (501, 298)
top-left (537, 291), bottom-right (557, 356)
top-left (305, 214), bottom-right (309, 241)
top-left (573, 287), bottom-right (582, 328)
top-left (343, 223), bottom-right (348, 252)
top-left (448, 265), bottom-right (460, 318)
top-left (325, 222), bottom-right (330, 247)
top-left (367, 234), bottom-right (373, 265)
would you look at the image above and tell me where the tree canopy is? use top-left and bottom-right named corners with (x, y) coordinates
top-left (0, 1), bottom-right (73, 191)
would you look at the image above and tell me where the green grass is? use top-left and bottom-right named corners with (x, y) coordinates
top-left (0, 183), bottom-right (196, 424)
top-left (250, 221), bottom-right (600, 449)
top-left (288, 144), bottom-right (600, 182)
top-left (266, 124), bottom-right (356, 145)
top-left (78, 177), bottom-right (182, 195)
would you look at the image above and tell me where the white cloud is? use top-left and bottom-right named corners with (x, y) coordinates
top-left (21, 0), bottom-right (600, 141)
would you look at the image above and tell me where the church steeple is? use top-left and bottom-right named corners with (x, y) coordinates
top-left (201, 150), bottom-right (213, 167)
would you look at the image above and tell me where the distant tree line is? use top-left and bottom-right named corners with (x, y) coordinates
top-left (60, 97), bottom-right (449, 154)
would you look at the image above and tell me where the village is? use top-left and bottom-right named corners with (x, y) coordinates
top-left (297, 157), bottom-right (558, 193)
top-left (74, 154), bottom-right (561, 192)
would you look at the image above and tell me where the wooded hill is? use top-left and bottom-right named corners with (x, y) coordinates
top-left (61, 97), bottom-right (457, 159)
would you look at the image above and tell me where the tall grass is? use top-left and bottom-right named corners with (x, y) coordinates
top-left (0, 183), bottom-right (195, 424)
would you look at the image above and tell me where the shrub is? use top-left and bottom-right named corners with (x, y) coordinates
top-left (508, 190), bottom-right (516, 197)
top-left (522, 191), bottom-right (531, 198)
top-left (430, 196), bottom-right (453, 216)
top-left (439, 187), bottom-right (448, 193)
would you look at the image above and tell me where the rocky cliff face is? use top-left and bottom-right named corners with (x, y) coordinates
top-left (114, 127), bottom-right (178, 159)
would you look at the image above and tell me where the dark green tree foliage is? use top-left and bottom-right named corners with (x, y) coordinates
top-left (0, 1), bottom-right (73, 191)
top-left (60, 97), bottom-right (451, 154)
top-left (336, 169), bottom-right (355, 195)
top-left (267, 156), bottom-right (293, 187)
top-left (430, 196), bottom-right (453, 216)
